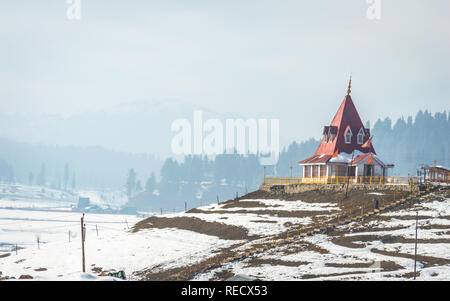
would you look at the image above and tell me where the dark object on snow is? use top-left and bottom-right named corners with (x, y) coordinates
top-left (108, 270), bottom-right (126, 280)
top-left (374, 198), bottom-right (379, 209)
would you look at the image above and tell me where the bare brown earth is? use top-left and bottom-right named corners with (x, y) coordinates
top-left (393, 271), bottom-right (422, 279)
top-left (301, 271), bottom-right (369, 279)
top-left (370, 249), bottom-right (450, 268)
top-left (420, 224), bottom-right (449, 230)
top-left (325, 260), bottom-right (403, 271)
top-left (231, 188), bottom-right (411, 209)
top-left (301, 261), bottom-right (406, 280)
top-left (187, 208), bottom-right (335, 218)
top-left (210, 269), bottom-right (235, 281)
top-left (246, 258), bottom-right (309, 268)
top-left (250, 220), bottom-right (278, 224)
top-left (132, 216), bottom-right (254, 240)
top-left (349, 225), bottom-right (410, 233)
top-left (331, 235), bottom-right (379, 249)
top-left (221, 201), bottom-right (279, 209)
top-left (280, 241), bottom-right (330, 255)
top-left (331, 234), bottom-right (450, 249)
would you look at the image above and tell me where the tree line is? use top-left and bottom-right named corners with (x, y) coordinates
top-left (125, 109), bottom-right (450, 211)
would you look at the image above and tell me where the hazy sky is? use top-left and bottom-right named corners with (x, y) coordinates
top-left (1, 0), bottom-right (449, 152)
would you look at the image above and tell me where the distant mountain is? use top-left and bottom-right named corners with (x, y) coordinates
top-left (0, 99), bottom-right (245, 157)
top-left (0, 138), bottom-right (163, 189)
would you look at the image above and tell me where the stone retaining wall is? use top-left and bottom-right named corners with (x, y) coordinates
top-left (259, 183), bottom-right (418, 195)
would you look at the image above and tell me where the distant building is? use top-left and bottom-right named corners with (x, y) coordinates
top-left (298, 77), bottom-right (394, 178)
top-left (77, 197), bottom-right (90, 209)
top-left (119, 206), bottom-right (138, 215)
top-left (421, 165), bottom-right (450, 184)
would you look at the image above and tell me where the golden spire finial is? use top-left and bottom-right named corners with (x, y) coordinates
top-left (346, 74), bottom-right (352, 95)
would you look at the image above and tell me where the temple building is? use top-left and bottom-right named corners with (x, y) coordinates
top-left (298, 78), bottom-right (394, 179)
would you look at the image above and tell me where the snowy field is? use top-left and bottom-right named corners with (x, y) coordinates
top-left (0, 184), bottom-right (236, 280)
top-left (0, 183), bottom-right (128, 211)
top-left (1, 183), bottom-right (449, 281)
top-left (0, 208), bottom-right (236, 280)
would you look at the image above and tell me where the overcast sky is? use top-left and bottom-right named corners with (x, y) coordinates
top-left (1, 0), bottom-right (449, 152)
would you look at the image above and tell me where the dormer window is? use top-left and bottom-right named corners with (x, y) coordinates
top-left (357, 128), bottom-right (365, 144)
top-left (344, 127), bottom-right (352, 144)
top-left (323, 126), bottom-right (330, 142)
top-left (328, 126), bottom-right (337, 143)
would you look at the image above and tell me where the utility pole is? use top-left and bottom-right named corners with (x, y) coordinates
top-left (290, 166), bottom-right (293, 178)
top-left (81, 213), bottom-right (86, 273)
top-left (414, 211), bottom-right (419, 280)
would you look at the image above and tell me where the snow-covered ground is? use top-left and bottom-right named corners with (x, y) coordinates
top-left (177, 199), bottom-right (338, 237)
top-left (202, 199), bottom-right (337, 212)
top-left (0, 183), bottom-right (129, 211)
top-left (1, 183), bottom-right (448, 281)
top-left (0, 183), bottom-right (239, 280)
top-left (193, 194), bottom-right (450, 281)
top-left (0, 208), bottom-right (237, 280)
top-left (0, 183), bottom-right (76, 210)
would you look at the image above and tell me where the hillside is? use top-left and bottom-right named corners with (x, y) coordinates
top-left (134, 187), bottom-right (450, 280)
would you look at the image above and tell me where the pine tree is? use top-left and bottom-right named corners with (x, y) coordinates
top-left (125, 168), bottom-right (137, 197)
top-left (145, 172), bottom-right (156, 192)
top-left (136, 180), bottom-right (143, 193)
top-left (64, 163), bottom-right (69, 190)
top-left (28, 172), bottom-right (34, 186)
top-left (37, 163), bottom-right (46, 186)
top-left (72, 172), bottom-right (76, 190)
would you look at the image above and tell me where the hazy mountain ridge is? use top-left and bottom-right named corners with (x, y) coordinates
top-left (0, 99), bottom-right (246, 156)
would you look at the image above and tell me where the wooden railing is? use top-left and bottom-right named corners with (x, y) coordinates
top-left (263, 176), bottom-right (423, 185)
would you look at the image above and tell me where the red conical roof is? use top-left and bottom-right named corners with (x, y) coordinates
top-left (299, 92), bottom-right (375, 165)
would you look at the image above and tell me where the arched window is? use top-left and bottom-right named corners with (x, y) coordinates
top-left (357, 128), bottom-right (365, 144)
top-left (344, 127), bottom-right (352, 144)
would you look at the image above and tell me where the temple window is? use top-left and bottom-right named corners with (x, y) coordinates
top-left (344, 128), bottom-right (352, 144)
top-left (357, 128), bottom-right (364, 144)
